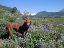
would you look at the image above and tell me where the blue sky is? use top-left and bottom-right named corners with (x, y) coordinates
top-left (0, 0), bottom-right (64, 14)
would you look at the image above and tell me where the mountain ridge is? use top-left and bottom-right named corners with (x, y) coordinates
top-left (34, 10), bottom-right (64, 18)
top-left (0, 4), bottom-right (64, 18)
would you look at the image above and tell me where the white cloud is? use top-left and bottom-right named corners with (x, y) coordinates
top-left (31, 13), bottom-right (36, 15)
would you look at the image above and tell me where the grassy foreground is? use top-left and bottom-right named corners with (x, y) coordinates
top-left (0, 17), bottom-right (64, 48)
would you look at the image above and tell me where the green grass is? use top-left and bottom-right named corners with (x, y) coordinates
top-left (0, 17), bottom-right (64, 48)
top-left (32, 18), bottom-right (64, 25)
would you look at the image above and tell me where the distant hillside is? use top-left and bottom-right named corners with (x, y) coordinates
top-left (0, 5), bottom-right (21, 21)
top-left (34, 10), bottom-right (64, 18)
top-left (0, 5), bottom-right (12, 11)
top-left (1, 4), bottom-right (64, 18)
top-left (60, 9), bottom-right (64, 12)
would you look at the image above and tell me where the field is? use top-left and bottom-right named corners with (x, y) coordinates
top-left (0, 14), bottom-right (64, 48)
top-left (0, 7), bottom-right (64, 48)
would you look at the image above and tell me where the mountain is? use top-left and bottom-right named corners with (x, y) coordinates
top-left (59, 9), bottom-right (64, 12)
top-left (34, 10), bottom-right (64, 18)
top-left (0, 4), bottom-right (19, 14)
top-left (0, 5), bottom-right (12, 11)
